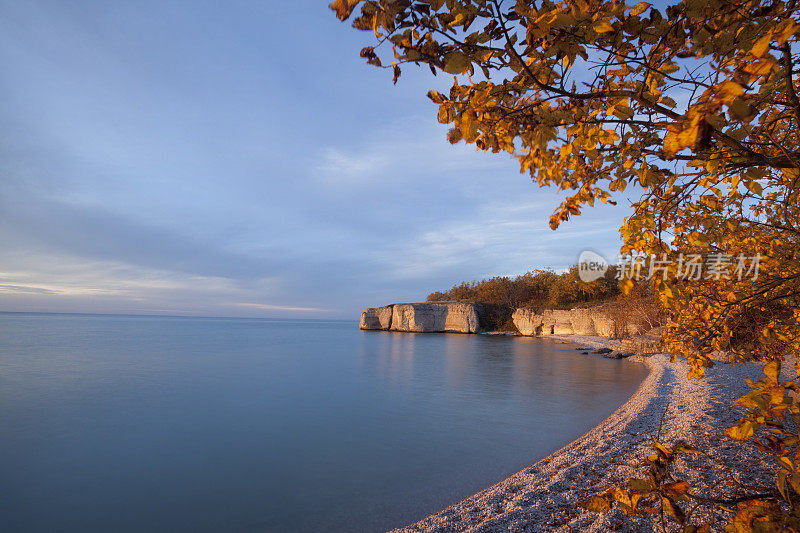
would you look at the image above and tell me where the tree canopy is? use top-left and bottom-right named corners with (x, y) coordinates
top-left (426, 267), bottom-right (620, 308)
top-left (333, 0), bottom-right (800, 529)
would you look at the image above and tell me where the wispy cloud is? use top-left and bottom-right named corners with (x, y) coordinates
top-left (371, 196), bottom-right (628, 282)
top-left (314, 116), bottom-right (513, 188)
top-left (229, 303), bottom-right (328, 313)
top-left (315, 147), bottom-right (388, 184)
top-left (0, 284), bottom-right (61, 295)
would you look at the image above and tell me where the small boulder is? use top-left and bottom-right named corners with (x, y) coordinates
top-left (603, 351), bottom-right (635, 359)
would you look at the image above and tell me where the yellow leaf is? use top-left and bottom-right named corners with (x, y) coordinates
top-left (622, 278), bottom-right (634, 294)
top-left (751, 33), bottom-right (772, 58)
top-left (777, 21), bottom-right (798, 45)
top-left (661, 63), bottom-right (679, 74)
top-left (630, 2), bottom-right (650, 16)
top-left (663, 480), bottom-right (690, 497)
top-left (443, 52), bottom-right (470, 74)
top-left (725, 421), bottom-right (755, 440)
top-left (329, 0), bottom-right (360, 21)
top-left (593, 21), bottom-right (614, 33)
top-left (663, 130), bottom-right (681, 156)
top-left (599, 129), bottom-right (620, 144)
top-left (744, 58), bottom-right (777, 76)
top-left (475, 49), bottom-right (493, 62)
top-left (580, 494), bottom-right (611, 513)
top-left (719, 81), bottom-right (744, 100)
top-left (427, 90), bottom-right (446, 104)
top-left (659, 96), bottom-right (677, 107)
top-left (661, 497), bottom-right (684, 522)
top-left (764, 360), bottom-right (780, 381)
top-left (614, 487), bottom-right (631, 507)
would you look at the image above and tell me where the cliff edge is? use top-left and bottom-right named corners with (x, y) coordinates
top-left (359, 302), bottom-right (481, 334)
top-left (361, 302), bottom-right (647, 337)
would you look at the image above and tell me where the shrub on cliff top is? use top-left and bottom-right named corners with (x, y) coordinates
top-left (426, 266), bottom-right (620, 310)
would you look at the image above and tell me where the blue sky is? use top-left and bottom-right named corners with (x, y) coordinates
top-left (0, 1), bottom-right (634, 318)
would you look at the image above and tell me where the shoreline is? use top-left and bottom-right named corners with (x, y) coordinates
top-left (393, 336), bottom-right (775, 532)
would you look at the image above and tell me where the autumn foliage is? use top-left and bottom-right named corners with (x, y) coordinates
top-left (426, 267), bottom-right (620, 309)
top-left (333, 0), bottom-right (800, 529)
top-left (427, 266), bottom-right (623, 330)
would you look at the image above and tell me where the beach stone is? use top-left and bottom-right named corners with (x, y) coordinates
top-left (616, 334), bottom-right (662, 354)
top-left (592, 347), bottom-right (613, 355)
top-left (603, 351), bottom-right (635, 359)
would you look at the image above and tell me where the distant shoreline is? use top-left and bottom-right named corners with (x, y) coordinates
top-left (394, 336), bottom-right (774, 532)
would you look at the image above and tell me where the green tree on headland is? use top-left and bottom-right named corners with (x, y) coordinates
top-left (332, 0), bottom-right (800, 529)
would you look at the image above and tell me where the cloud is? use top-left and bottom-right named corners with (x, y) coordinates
top-left (0, 251), bottom-right (325, 317)
top-left (315, 147), bottom-right (389, 184)
top-left (0, 284), bottom-right (61, 295)
top-left (370, 196), bottom-right (628, 282)
top-left (229, 303), bottom-right (328, 313)
top-left (0, 186), bottom-right (286, 281)
top-left (313, 115), bottom-right (512, 189)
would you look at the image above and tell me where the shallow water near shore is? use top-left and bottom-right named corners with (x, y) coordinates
top-left (0, 313), bottom-right (647, 532)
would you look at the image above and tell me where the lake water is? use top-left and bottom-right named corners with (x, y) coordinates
top-left (0, 313), bottom-right (647, 532)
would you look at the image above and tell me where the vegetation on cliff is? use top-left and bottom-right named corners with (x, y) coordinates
top-left (426, 266), bottom-right (623, 331)
top-left (426, 266), bottom-right (619, 309)
top-left (427, 266), bottom-right (664, 334)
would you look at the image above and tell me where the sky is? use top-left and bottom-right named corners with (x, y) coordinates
top-left (0, 0), bottom-right (636, 319)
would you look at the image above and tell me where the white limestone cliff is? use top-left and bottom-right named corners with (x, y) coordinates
top-left (361, 302), bottom-right (639, 338)
top-left (359, 305), bottom-right (394, 330)
top-left (512, 307), bottom-right (631, 337)
top-left (359, 302), bottom-right (480, 333)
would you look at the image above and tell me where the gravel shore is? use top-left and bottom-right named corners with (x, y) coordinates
top-left (394, 336), bottom-right (776, 532)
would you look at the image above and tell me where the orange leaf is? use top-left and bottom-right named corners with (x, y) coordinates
top-left (751, 34), bottom-right (772, 58)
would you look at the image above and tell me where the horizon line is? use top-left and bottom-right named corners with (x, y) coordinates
top-left (0, 310), bottom-right (355, 322)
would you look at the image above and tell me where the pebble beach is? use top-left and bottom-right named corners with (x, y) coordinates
top-left (395, 335), bottom-right (777, 532)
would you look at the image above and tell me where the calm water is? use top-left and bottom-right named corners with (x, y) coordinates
top-left (0, 313), bottom-right (647, 532)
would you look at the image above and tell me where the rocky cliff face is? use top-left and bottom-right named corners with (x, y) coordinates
top-left (359, 302), bottom-right (481, 333)
top-left (361, 302), bottom-right (638, 338)
top-left (391, 302), bottom-right (480, 333)
top-left (359, 305), bottom-right (394, 330)
top-left (512, 307), bottom-right (617, 337)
